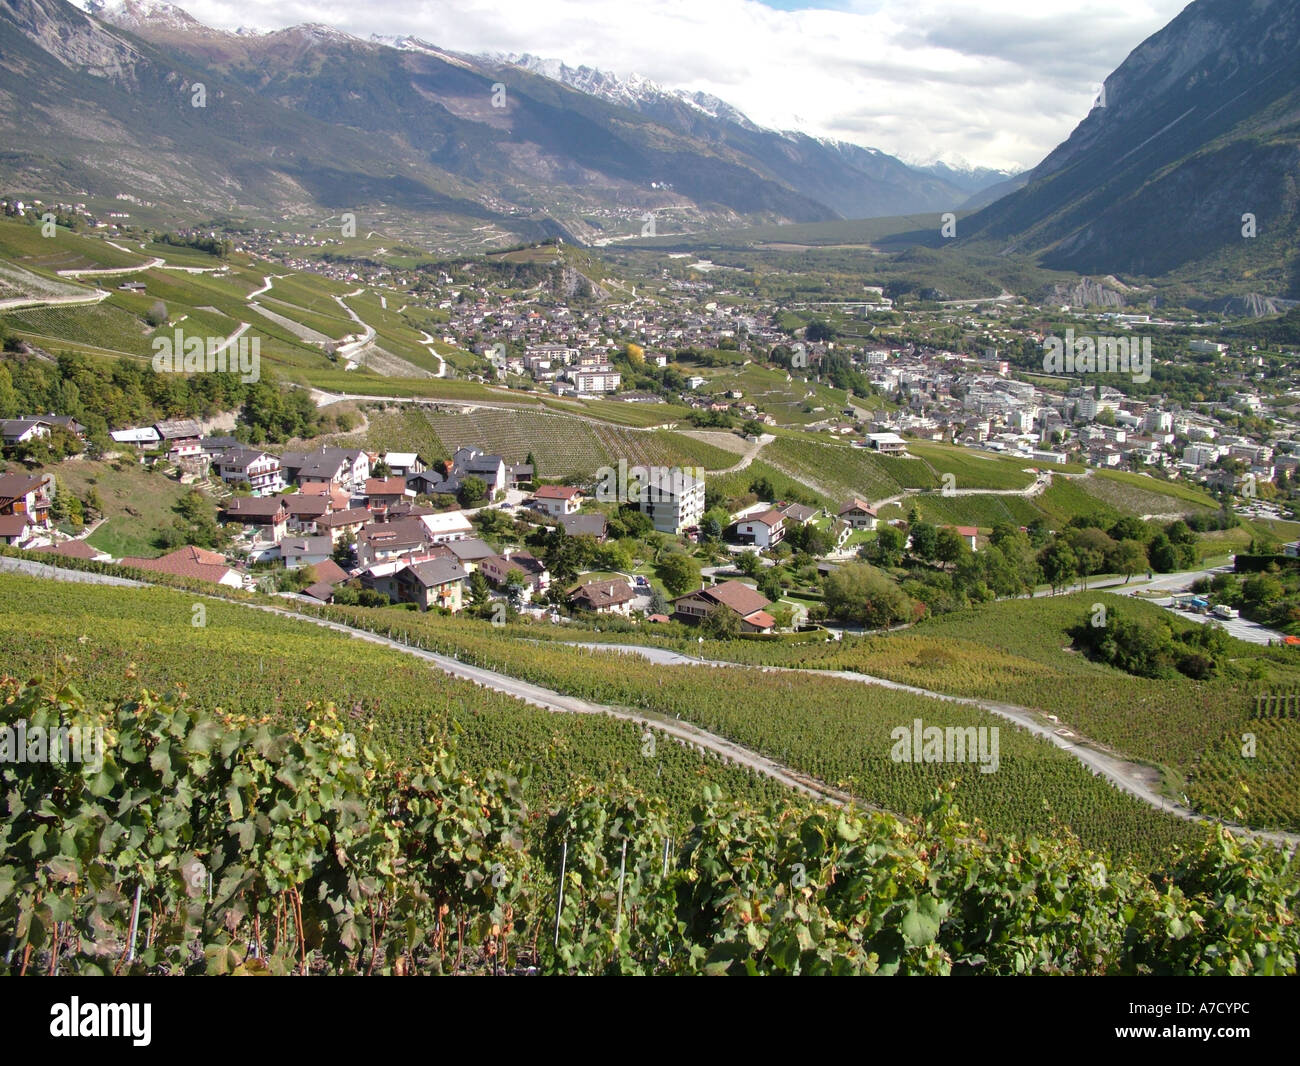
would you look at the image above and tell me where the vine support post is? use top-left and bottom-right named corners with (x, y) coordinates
top-left (614, 837), bottom-right (628, 947)
top-left (553, 837), bottom-right (568, 951)
top-left (126, 884), bottom-right (142, 963)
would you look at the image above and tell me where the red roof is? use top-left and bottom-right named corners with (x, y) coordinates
top-left (743, 610), bottom-right (776, 630)
top-left (534, 484), bottom-right (581, 499)
top-left (31, 539), bottom-right (100, 559)
top-left (119, 545), bottom-right (237, 584)
top-left (745, 509), bottom-right (785, 527)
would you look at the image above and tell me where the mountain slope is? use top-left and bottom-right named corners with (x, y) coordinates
top-left (962, 0), bottom-right (1300, 296)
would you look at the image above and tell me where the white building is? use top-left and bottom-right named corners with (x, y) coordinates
top-left (639, 471), bottom-right (705, 535)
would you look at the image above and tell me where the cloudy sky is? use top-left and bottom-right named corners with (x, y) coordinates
top-left (121, 0), bottom-right (1191, 171)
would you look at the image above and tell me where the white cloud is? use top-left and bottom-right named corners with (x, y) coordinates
top-left (139, 0), bottom-right (1191, 170)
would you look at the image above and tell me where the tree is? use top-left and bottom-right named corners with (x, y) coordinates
top-left (503, 569), bottom-right (529, 607)
top-left (658, 552), bottom-right (700, 596)
top-left (865, 525), bottom-right (904, 568)
top-left (333, 533), bottom-right (355, 568)
top-left (823, 562), bottom-right (913, 628)
top-left (145, 301), bottom-right (168, 327)
top-left (525, 451), bottom-right (538, 479)
top-left (701, 603), bottom-right (740, 639)
top-left (1039, 541), bottom-right (1077, 595)
top-left (625, 342), bottom-right (645, 367)
top-left (371, 459), bottom-right (392, 478)
top-left (468, 570), bottom-right (491, 609)
top-left (934, 528), bottom-right (966, 570)
top-left (736, 550), bottom-right (762, 577)
top-left (459, 476), bottom-right (488, 508)
top-left (908, 521), bottom-right (937, 563)
top-left (647, 587), bottom-right (669, 615)
top-left (741, 419), bottom-right (763, 438)
top-left (1112, 539), bottom-right (1148, 582)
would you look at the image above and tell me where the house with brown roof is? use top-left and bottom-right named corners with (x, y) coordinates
top-left (671, 579), bottom-right (775, 633)
top-left (943, 525), bottom-right (980, 551)
top-left (213, 448), bottom-right (284, 496)
top-left (154, 419), bottom-right (203, 461)
top-left (558, 513), bottom-right (608, 541)
top-left (478, 549), bottom-right (550, 603)
top-left (0, 472), bottom-right (53, 528)
top-left (314, 507), bottom-right (371, 543)
top-left (31, 539), bottom-right (110, 562)
top-left (0, 514), bottom-right (32, 546)
top-left (299, 558), bottom-right (351, 602)
top-left (569, 578), bottom-right (636, 615)
top-left (221, 496), bottom-right (289, 542)
top-left (281, 493), bottom-right (333, 533)
top-left (530, 484), bottom-right (583, 517)
top-left (364, 477), bottom-right (412, 516)
top-left (119, 545), bottom-right (242, 587)
top-left (776, 502), bottom-right (820, 525)
top-left (839, 498), bottom-right (878, 530)
top-left (734, 508), bottom-right (786, 549)
top-left (355, 517), bottom-right (432, 569)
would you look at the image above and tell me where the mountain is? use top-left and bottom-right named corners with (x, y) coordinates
top-left (497, 53), bottom-right (983, 219)
top-left (0, 0), bottom-right (982, 247)
top-left (912, 159), bottom-right (1020, 197)
top-left (961, 0), bottom-right (1300, 297)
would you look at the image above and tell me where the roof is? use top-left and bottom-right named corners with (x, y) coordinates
top-left (281, 493), bottom-right (331, 517)
top-left (365, 477), bottom-right (410, 497)
top-left (382, 452), bottom-right (419, 466)
top-left (1, 418), bottom-right (48, 437)
top-left (677, 579), bottom-right (770, 617)
top-left (839, 498), bottom-right (877, 516)
top-left (302, 581), bottom-right (337, 602)
top-left (558, 513), bottom-right (607, 538)
top-left (154, 419), bottom-right (203, 440)
top-left (110, 427), bottom-right (161, 444)
top-left (744, 509), bottom-right (784, 528)
top-left (223, 497), bottom-right (286, 519)
top-left (448, 537), bottom-right (497, 562)
top-left (743, 610), bottom-right (776, 630)
top-left (0, 473), bottom-right (46, 500)
top-left (777, 503), bottom-right (818, 523)
top-left (304, 558), bottom-right (349, 585)
top-left (279, 535), bottom-right (333, 556)
top-left (534, 484), bottom-right (581, 499)
top-left (31, 539), bottom-right (101, 559)
top-left (316, 507), bottom-right (371, 528)
top-left (419, 511), bottom-right (474, 536)
top-left (119, 545), bottom-right (237, 584)
top-left (358, 517), bottom-right (429, 551)
top-left (945, 525), bottom-right (980, 538)
top-left (0, 514), bottom-right (29, 537)
top-left (403, 557), bottom-right (469, 588)
top-left (215, 448), bottom-right (274, 471)
top-left (570, 578), bottom-right (635, 609)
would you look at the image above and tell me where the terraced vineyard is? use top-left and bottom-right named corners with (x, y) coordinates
top-left (367, 406), bottom-right (739, 477)
top-left (906, 442), bottom-right (1038, 491)
top-left (766, 436), bottom-right (934, 502)
top-left (305, 602), bottom-right (1204, 864)
top-left (3, 302), bottom-right (155, 355)
top-left (0, 575), bottom-right (786, 819)
top-left (1078, 469), bottom-right (1219, 516)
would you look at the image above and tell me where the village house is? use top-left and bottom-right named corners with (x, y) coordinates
top-left (119, 545), bottom-right (242, 587)
top-left (569, 577), bottom-right (636, 615)
top-left (355, 517), bottom-right (433, 570)
top-left (558, 513), bottom-right (608, 541)
top-left (363, 477), bottom-right (412, 517)
top-left (31, 539), bottom-right (111, 563)
top-left (418, 510), bottom-right (475, 543)
top-left (109, 427), bottom-right (161, 451)
top-left (213, 448), bottom-right (284, 496)
top-left (300, 559), bottom-right (352, 602)
top-left (1, 418), bottom-right (51, 447)
top-left (671, 579), bottom-right (775, 633)
top-left (530, 484), bottom-right (583, 517)
top-left (447, 537), bottom-right (497, 572)
top-left (0, 472), bottom-right (54, 528)
top-left (314, 507), bottom-right (371, 544)
top-left (280, 447), bottom-right (370, 493)
top-left (154, 419), bottom-right (204, 461)
top-left (733, 509), bottom-right (786, 549)
top-left (838, 499), bottom-right (879, 530)
top-left (478, 549), bottom-right (551, 602)
top-left (221, 496), bottom-right (289, 542)
top-left (279, 535), bottom-right (335, 570)
top-left (281, 492), bottom-right (333, 533)
top-left (378, 452), bottom-right (425, 478)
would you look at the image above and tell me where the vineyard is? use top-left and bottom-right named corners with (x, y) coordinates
top-left (367, 406), bottom-right (739, 477)
top-left (3, 303), bottom-right (155, 356)
top-left (1075, 469), bottom-right (1218, 516)
top-left (905, 443), bottom-right (1038, 491)
top-left (3, 673), bottom-right (1296, 976)
top-left (298, 601), bottom-right (1206, 863)
top-left (765, 437), bottom-right (932, 502)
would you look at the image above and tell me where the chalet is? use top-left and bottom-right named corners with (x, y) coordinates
top-left (280, 448), bottom-right (370, 492)
top-left (838, 499), bottom-right (878, 530)
top-left (406, 469), bottom-right (452, 496)
top-left (355, 517), bottom-right (431, 570)
top-left (281, 493), bottom-right (333, 533)
top-left (315, 507), bottom-right (371, 544)
top-left (671, 579), bottom-right (775, 633)
top-left (569, 578), bottom-right (635, 615)
top-left (279, 535), bottom-right (334, 569)
top-left (1, 418), bottom-right (50, 446)
top-left (300, 558), bottom-right (352, 602)
top-left (222, 496), bottom-right (289, 542)
top-left (364, 477), bottom-right (412, 516)
top-left (558, 513), bottom-right (608, 541)
top-left (0, 472), bottom-right (54, 527)
top-left (452, 446), bottom-right (507, 496)
top-left (507, 463), bottom-right (534, 487)
top-left (398, 557), bottom-right (468, 612)
top-left (530, 484), bottom-right (582, 517)
top-left (119, 545), bottom-right (242, 587)
top-left (478, 549), bottom-right (550, 602)
top-left (154, 419), bottom-right (203, 460)
top-left (213, 448), bottom-right (284, 496)
top-left (36, 414), bottom-right (86, 439)
top-left (734, 509), bottom-right (785, 549)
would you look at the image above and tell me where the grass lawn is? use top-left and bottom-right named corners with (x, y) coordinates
top-left (39, 459), bottom-right (191, 558)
